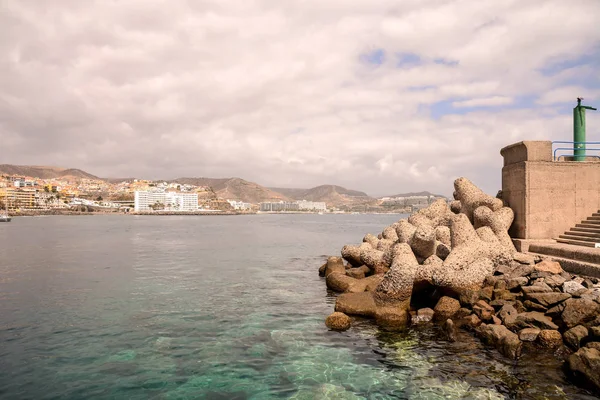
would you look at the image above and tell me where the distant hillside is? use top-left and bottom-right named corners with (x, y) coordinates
top-left (175, 177), bottom-right (290, 203)
top-left (270, 185), bottom-right (374, 206)
top-left (383, 190), bottom-right (447, 199)
top-left (0, 164), bottom-right (99, 180)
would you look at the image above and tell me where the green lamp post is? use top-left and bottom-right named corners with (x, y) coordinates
top-left (574, 97), bottom-right (597, 161)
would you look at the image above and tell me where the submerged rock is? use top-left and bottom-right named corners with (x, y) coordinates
top-left (477, 323), bottom-right (522, 359)
top-left (567, 347), bottom-right (600, 392)
top-left (325, 312), bottom-right (352, 331)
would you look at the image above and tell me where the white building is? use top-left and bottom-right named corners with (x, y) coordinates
top-left (296, 200), bottom-right (327, 211)
top-left (134, 191), bottom-right (199, 212)
top-left (227, 200), bottom-right (252, 210)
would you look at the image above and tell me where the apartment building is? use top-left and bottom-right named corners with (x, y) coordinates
top-left (134, 191), bottom-right (199, 212)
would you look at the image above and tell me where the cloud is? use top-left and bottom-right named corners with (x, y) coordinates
top-left (452, 96), bottom-right (513, 108)
top-left (0, 0), bottom-right (599, 197)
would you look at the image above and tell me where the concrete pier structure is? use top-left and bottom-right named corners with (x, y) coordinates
top-left (501, 141), bottom-right (600, 241)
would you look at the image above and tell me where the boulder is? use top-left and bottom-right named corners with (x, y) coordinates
top-left (335, 292), bottom-right (376, 317)
top-left (564, 325), bottom-right (589, 350)
top-left (473, 300), bottom-right (495, 322)
top-left (477, 323), bottom-right (522, 359)
top-left (325, 312), bottom-right (352, 331)
top-left (515, 312), bottom-right (559, 330)
top-left (459, 314), bottom-right (482, 330)
top-left (415, 308), bottom-right (435, 323)
top-left (522, 282), bottom-right (553, 294)
top-left (522, 300), bottom-right (547, 312)
top-left (513, 252), bottom-right (535, 265)
top-left (443, 319), bottom-right (457, 342)
top-left (563, 280), bottom-right (586, 295)
top-left (534, 260), bottom-right (563, 275)
top-left (561, 298), bottom-right (600, 329)
top-left (524, 292), bottom-right (571, 307)
top-left (538, 329), bottom-right (563, 348)
top-left (567, 347), bottom-right (600, 392)
top-left (435, 243), bottom-right (451, 260)
top-left (507, 277), bottom-right (528, 290)
top-left (434, 296), bottom-right (461, 321)
top-left (545, 274), bottom-right (567, 288)
top-left (498, 304), bottom-right (518, 326)
top-left (519, 328), bottom-right (541, 342)
top-left (507, 264), bottom-right (535, 279)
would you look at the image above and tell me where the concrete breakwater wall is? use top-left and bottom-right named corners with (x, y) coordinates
top-left (320, 177), bottom-right (600, 393)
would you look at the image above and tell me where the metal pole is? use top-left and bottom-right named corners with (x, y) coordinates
top-left (574, 97), bottom-right (597, 161)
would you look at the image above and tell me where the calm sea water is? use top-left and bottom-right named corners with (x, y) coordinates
top-left (0, 215), bottom-right (597, 400)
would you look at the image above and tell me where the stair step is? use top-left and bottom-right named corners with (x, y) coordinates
top-left (586, 216), bottom-right (600, 221)
top-left (559, 234), bottom-right (600, 243)
top-left (555, 238), bottom-right (598, 248)
top-left (576, 222), bottom-right (600, 229)
top-left (571, 226), bottom-right (600, 234)
top-left (566, 230), bottom-right (600, 239)
top-left (592, 213), bottom-right (600, 217)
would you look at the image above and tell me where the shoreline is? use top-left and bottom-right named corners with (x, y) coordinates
top-left (6, 210), bottom-right (410, 217)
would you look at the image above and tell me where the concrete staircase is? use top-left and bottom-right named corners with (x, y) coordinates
top-left (556, 211), bottom-right (600, 248)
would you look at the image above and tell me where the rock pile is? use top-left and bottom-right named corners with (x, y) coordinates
top-left (319, 177), bottom-right (600, 393)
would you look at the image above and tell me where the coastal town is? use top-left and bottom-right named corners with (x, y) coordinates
top-left (0, 171), bottom-right (445, 215)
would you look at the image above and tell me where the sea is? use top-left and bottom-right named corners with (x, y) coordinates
top-left (0, 214), bottom-right (597, 399)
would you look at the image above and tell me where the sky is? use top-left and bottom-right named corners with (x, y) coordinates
top-left (1, 0), bottom-right (599, 197)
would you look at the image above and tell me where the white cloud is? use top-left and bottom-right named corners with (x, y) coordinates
top-left (452, 96), bottom-right (513, 108)
top-left (0, 0), bottom-right (599, 197)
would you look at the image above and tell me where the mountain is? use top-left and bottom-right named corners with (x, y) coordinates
top-left (269, 185), bottom-right (374, 206)
top-left (0, 164), bottom-right (99, 180)
top-left (382, 190), bottom-right (447, 199)
top-left (174, 177), bottom-right (291, 203)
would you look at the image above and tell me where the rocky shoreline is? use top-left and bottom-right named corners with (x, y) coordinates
top-left (319, 177), bottom-right (600, 394)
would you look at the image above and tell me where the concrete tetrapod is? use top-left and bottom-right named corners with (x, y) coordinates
top-left (454, 177), bottom-right (503, 222)
top-left (374, 243), bottom-right (418, 329)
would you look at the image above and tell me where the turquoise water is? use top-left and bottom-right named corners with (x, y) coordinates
top-left (0, 215), bottom-right (597, 399)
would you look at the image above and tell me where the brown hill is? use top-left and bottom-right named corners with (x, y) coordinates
top-left (174, 177), bottom-right (290, 203)
top-left (0, 164), bottom-right (99, 180)
top-left (269, 185), bottom-right (374, 206)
